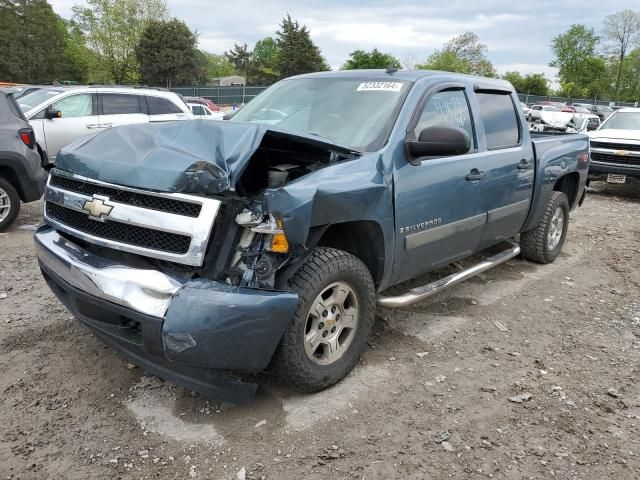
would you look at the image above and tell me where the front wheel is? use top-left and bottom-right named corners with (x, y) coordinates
top-left (271, 247), bottom-right (375, 392)
top-left (520, 191), bottom-right (569, 264)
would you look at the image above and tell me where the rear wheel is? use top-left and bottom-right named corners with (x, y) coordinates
top-left (520, 191), bottom-right (569, 264)
top-left (0, 178), bottom-right (20, 232)
top-left (272, 247), bottom-right (375, 392)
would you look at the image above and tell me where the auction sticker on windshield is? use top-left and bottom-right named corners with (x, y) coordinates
top-left (357, 82), bottom-right (404, 92)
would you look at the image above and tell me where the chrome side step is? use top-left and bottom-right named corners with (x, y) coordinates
top-left (376, 241), bottom-right (521, 308)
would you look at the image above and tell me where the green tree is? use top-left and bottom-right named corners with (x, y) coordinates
top-left (602, 10), bottom-right (640, 99)
top-left (275, 14), bottom-right (329, 78)
top-left (225, 43), bottom-right (252, 82)
top-left (550, 24), bottom-right (603, 94)
top-left (57, 19), bottom-right (94, 82)
top-left (341, 48), bottom-right (401, 70)
top-left (73, 0), bottom-right (168, 84)
top-left (252, 37), bottom-right (279, 84)
top-left (204, 53), bottom-right (237, 79)
top-left (135, 19), bottom-right (206, 87)
top-left (416, 32), bottom-right (496, 77)
top-left (0, 0), bottom-right (67, 83)
top-left (502, 71), bottom-right (549, 95)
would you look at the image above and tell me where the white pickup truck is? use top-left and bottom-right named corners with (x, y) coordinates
top-left (588, 108), bottom-right (640, 184)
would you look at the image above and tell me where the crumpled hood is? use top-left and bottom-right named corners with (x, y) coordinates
top-left (54, 119), bottom-right (358, 196)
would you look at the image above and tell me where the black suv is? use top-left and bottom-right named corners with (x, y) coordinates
top-left (0, 92), bottom-right (47, 231)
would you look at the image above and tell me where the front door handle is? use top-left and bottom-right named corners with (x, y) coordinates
top-left (86, 124), bottom-right (102, 129)
top-left (465, 169), bottom-right (486, 181)
top-left (517, 159), bottom-right (532, 170)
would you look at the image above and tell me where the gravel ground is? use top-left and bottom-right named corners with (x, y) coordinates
top-left (1, 183), bottom-right (639, 480)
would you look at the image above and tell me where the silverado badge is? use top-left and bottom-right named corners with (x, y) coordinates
top-left (83, 196), bottom-right (113, 220)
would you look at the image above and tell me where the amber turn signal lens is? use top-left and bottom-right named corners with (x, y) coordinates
top-left (270, 232), bottom-right (289, 253)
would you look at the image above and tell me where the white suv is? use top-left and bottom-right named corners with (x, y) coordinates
top-left (18, 86), bottom-right (193, 163)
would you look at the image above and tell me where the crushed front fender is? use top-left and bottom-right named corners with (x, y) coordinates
top-left (162, 279), bottom-right (298, 372)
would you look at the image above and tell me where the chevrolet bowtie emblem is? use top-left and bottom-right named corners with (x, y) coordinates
top-left (83, 196), bottom-right (113, 220)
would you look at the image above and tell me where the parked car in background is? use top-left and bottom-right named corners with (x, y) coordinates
top-left (540, 101), bottom-right (575, 113)
top-left (589, 104), bottom-right (614, 121)
top-left (572, 113), bottom-right (601, 133)
top-left (588, 108), bottom-right (640, 184)
top-left (572, 103), bottom-right (593, 110)
top-left (35, 70), bottom-right (589, 401)
top-left (184, 96), bottom-right (220, 112)
top-left (19, 86), bottom-right (193, 164)
top-left (187, 102), bottom-right (226, 120)
top-left (572, 106), bottom-right (591, 114)
top-left (0, 92), bottom-right (47, 231)
top-left (528, 104), bottom-right (560, 121)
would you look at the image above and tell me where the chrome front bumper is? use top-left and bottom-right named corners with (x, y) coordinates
top-left (34, 225), bottom-right (185, 318)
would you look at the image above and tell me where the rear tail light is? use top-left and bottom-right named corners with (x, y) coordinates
top-left (19, 128), bottom-right (35, 148)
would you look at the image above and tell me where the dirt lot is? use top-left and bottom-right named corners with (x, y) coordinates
top-left (1, 183), bottom-right (639, 480)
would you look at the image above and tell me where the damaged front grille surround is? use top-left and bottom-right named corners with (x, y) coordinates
top-left (43, 170), bottom-right (221, 267)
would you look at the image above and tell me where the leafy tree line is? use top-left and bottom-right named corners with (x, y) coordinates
top-left (551, 10), bottom-right (640, 101)
top-left (1, 0), bottom-right (638, 102)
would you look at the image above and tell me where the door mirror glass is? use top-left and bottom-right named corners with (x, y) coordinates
top-left (406, 126), bottom-right (471, 159)
top-left (45, 107), bottom-right (62, 119)
top-left (587, 120), bottom-right (599, 131)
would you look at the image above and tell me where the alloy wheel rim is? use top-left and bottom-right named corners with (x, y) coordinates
top-left (547, 206), bottom-right (564, 251)
top-left (303, 281), bottom-right (359, 365)
top-left (0, 187), bottom-right (11, 222)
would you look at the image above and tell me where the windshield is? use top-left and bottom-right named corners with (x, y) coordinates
top-left (600, 111), bottom-right (640, 130)
top-left (599, 106), bottom-right (613, 113)
top-left (231, 77), bottom-right (411, 151)
top-left (19, 88), bottom-right (63, 112)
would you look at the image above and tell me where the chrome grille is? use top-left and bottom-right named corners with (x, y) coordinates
top-left (591, 152), bottom-right (640, 166)
top-left (49, 174), bottom-right (202, 217)
top-left (590, 141), bottom-right (640, 152)
top-left (43, 170), bottom-right (220, 266)
top-left (46, 202), bottom-right (191, 254)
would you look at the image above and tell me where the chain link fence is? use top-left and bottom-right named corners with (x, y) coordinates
top-left (517, 93), bottom-right (638, 108)
top-left (172, 86), bottom-right (268, 106)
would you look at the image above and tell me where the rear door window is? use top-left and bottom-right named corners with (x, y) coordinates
top-left (476, 92), bottom-right (520, 150)
top-left (147, 96), bottom-right (183, 115)
top-left (101, 94), bottom-right (144, 115)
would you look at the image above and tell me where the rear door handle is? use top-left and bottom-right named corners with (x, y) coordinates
top-left (517, 159), bottom-right (532, 170)
top-left (465, 169), bottom-right (486, 181)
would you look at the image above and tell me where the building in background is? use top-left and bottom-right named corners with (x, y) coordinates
top-left (209, 75), bottom-right (246, 86)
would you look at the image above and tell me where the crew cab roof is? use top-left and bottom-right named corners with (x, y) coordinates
top-left (289, 69), bottom-right (515, 91)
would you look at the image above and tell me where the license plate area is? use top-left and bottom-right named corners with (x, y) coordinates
top-left (607, 174), bottom-right (626, 184)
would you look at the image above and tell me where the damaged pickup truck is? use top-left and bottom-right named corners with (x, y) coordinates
top-left (34, 70), bottom-right (590, 402)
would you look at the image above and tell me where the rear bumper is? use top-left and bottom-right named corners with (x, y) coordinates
top-left (589, 161), bottom-right (640, 179)
top-left (34, 225), bottom-right (298, 402)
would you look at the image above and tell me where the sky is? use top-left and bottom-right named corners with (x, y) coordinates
top-left (49, 0), bottom-right (638, 85)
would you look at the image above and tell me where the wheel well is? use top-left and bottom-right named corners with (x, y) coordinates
top-left (0, 167), bottom-right (23, 200)
top-left (553, 172), bottom-right (580, 208)
top-left (317, 221), bottom-right (385, 288)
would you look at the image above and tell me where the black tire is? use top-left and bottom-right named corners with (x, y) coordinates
top-left (520, 191), bottom-right (569, 264)
top-left (0, 178), bottom-right (20, 233)
top-left (272, 247), bottom-right (375, 392)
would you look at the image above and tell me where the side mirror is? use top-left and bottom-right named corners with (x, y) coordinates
top-left (406, 126), bottom-right (471, 162)
top-left (222, 111), bottom-right (236, 121)
top-left (45, 107), bottom-right (61, 119)
top-left (587, 122), bottom-right (599, 131)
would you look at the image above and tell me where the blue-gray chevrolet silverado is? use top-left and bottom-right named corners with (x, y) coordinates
top-left (34, 70), bottom-right (589, 402)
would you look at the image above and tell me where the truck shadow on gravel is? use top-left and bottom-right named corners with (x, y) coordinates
top-left (123, 242), bottom-right (586, 446)
top-left (588, 181), bottom-right (640, 201)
